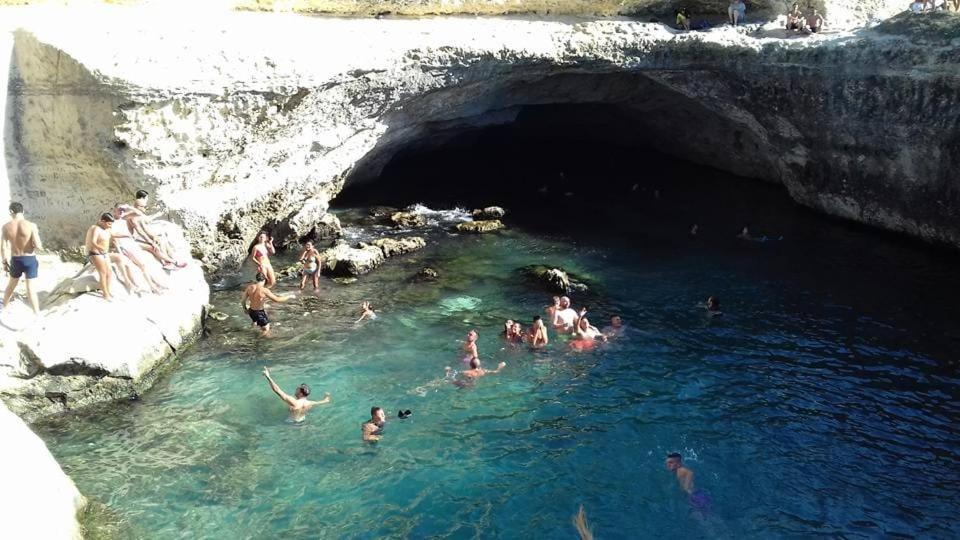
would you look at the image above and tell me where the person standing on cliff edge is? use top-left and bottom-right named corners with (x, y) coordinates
top-left (1, 202), bottom-right (43, 314)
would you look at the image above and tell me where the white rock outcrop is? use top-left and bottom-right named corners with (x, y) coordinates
top-left (0, 402), bottom-right (86, 539)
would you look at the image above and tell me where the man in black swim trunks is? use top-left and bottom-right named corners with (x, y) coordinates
top-left (241, 272), bottom-right (292, 336)
top-left (2, 202), bottom-right (43, 314)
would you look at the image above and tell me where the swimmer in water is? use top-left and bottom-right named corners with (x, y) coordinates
top-left (462, 357), bottom-right (506, 379)
top-left (362, 406), bottom-right (386, 442)
top-left (705, 296), bottom-right (722, 316)
top-left (573, 308), bottom-right (606, 342)
top-left (508, 322), bottom-right (524, 344)
top-left (262, 367), bottom-right (331, 422)
top-left (356, 301), bottom-right (377, 323)
top-left (461, 329), bottom-right (479, 366)
top-left (552, 296), bottom-right (579, 334)
top-left (525, 315), bottom-right (549, 348)
top-left (666, 452), bottom-right (712, 512)
top-left (297, 240), bottom-right (322, 291)
top-left (501, 319), bottom-right (515, 339)
top-left (602, 315), bottom-right (625, 338)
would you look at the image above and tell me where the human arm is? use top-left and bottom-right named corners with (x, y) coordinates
top-left (0, 229), bottom-right (7, 273)
top-left (240, 287), bottom-right (250, 311)
top-left (307, 393), bottom-right (332, 409)
top-left (262, 367), bottom-right (296, 407)
top-left (573, 308), bottom-right (588, 338)
top-left (362, 422), bottom-right (381, 442)
top-left (31, 224), bottom-right (42, 252)
top-left (266, 236), bottom-right (276, 255)
top-left (263, 289), bottom-right (293, 303)
top-left (297, 248), bottom-right (308, 263)
top-left (488, 361), bottom-right (507, 374)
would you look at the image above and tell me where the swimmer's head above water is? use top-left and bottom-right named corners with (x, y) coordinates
top-left (371, 406), bottom-right (386, 424)
top-left (467, 330), bottom-right (478, 342)
top-left (706, 296), bottom-right (720, 311)
top-left (294, 383), bottom-right (310, 399)
top-left (666, 452), bottom-right (684, 471)
top-left (610, 315), bottom-right (622, 327)
top-left (559, 296), bottom-right (571, 309)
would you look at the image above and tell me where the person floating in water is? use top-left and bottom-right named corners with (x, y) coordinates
top-left (462, 357), bottom-right (506, 379)
top-left (705, 296), bottom-right (722, 316)
top-left (362, 406), bottom-right (386, 442)
top-left (262, 367), bottom-right (331, 422)
top-left (250, 230), bottom-right (277, 288)
top-left (461, 329), bottom-right (480, 366)
top-left (356, 301), bottom-right (377, 323)
top-left (2, 202), bottom-right (43, 314)
top-left (297, 240), bottom-right (322, 291)
top-left (525, 315), bottom-right (549, 348)
top-left (242, 272), bottom-right (293, 336)
top-left (508, 321), bottom-right (524, 344)
top-left (666, 453), bottom-right (712, 513)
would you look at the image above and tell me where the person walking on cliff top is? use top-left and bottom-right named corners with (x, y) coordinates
top-left (241, 272), bottom-right (292, 336)
top-left (85, 212), bottom-right (116, 301)
top-left (250, 231), bottom-right (277, 288)
top-left (297, 240), bottom-right (322, 291)
top-left (262, 367), bottom-right (331, 422)
top-left (2, 202), bottom-right (43, 314)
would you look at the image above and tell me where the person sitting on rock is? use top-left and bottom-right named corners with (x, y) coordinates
top-left (242, 272), bottom-right (292, 336)
top-left (728, 0), bottom-right (746, 25)
top-left (676, 7), bottom-right (692, 31)
top-left (111, 204), bottom-right (167, 294)
top-left (551, 296), bottom-right (579, 333)
top-left (126, 191), bottom-right (185, 270)
top-left (250, 231), bottom-right (277, 288)
top-left (805, 8), bottom-right (824, 32)
top-left (356, 301), bottom-right (377, 323)
top-left (786, 2), bottom-right (803, 30)
top-left (262, 366), bottom-right (330, 422)
top-left (297, 240), bottom-right (322, 291)
top-left (362, 406), bottom-right (387, 442)
top-left (85, 212), bottom-right (116, 301)
top-left (525, 315), bottom-right (549, 348)
top-left (2, 202), bottom-right (43, 314)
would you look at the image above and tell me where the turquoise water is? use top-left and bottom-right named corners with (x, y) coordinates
top-left (36, 202), bottom-right (960, 539)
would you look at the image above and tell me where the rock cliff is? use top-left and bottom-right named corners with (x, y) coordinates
top-left (2, 6), bottom-right (957, 276)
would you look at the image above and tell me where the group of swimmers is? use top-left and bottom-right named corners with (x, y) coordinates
top-left (1, 191), bottom-right (186, 315)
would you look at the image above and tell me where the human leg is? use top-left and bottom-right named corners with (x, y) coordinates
top-left (3, 276), bottom-right (19, 308)
top-left (312, 271), bottom-right (320, 290)
top-left (23, 279), bottom-right (39, 314)
top-left (90, 255), bottom-right (112, 300)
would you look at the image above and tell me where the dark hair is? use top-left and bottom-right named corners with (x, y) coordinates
top-left (135, 189), bottom-right (148, 199)
top-left (470, 358), bottom-right (480, 369)
top-left (296, 383), bottom-right (310, 397)
top-left (100, 212), bottom-right (115, 222)
top-left (667, 452), bottom-right (682, 460)
top-left (533, 315), bottom-right (541, 322)
top-left (707, 296), bottom-right (720, 309)
top-left (9, 202), bottom-right (23, 214)
top-left (255, 272), bottom-right (266, 282)
top-left (371, 406), bottom-right (383, 417)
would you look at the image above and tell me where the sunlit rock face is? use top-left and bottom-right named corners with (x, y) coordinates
top-left (2, 7), bottom-right (957, 275)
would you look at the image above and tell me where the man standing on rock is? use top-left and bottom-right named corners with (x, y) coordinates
top-left (85, 212), bottom-right (116, 301)
top-left (1, 202), bottom-right (43, 314)
top-left (241, 272), bottom-right (293, 336)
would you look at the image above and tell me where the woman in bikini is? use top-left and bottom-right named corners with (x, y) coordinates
top-left (525, 315), bottom-right (549, 348)
top-left (250, 231), bottom-right (277, 288)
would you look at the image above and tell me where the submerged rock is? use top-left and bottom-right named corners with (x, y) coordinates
top-left (390, 211), bottom-right (428, 229)
top-left (416, 267), bottom-right (440, 281)
top-left (520, 265), bottom-right (589, 293)
top-left (371, 236), bottom-right (426, 257)
top-left (320, 242), bottom-right (385, 276)
top-left (472, 206), bottom-right (506, 220)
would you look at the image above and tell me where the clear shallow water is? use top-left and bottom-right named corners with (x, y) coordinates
top-left (36, 203), bottom-right (960, 539)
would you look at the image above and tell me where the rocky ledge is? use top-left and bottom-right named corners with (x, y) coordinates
top-left (2, 5), bottom-right (958, 277)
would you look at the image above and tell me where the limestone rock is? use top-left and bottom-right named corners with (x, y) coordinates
top-left (390, 211), bottom-right (428, 229)
top-left (320, 242), bottom-right (385, 277)
top-left (371, 236), bottom-right (427, 257)
top-left (456, 220), bottom-right (504, 234)
top-left (520, 265), bottom-right (589, 293)
top-left (416, 267), bottom-right (440, 281)
top-left (472, 206), bottom-right (506, 220)
top-left (0, 403), bottom-right (86, 540)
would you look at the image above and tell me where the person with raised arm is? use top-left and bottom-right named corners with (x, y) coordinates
top-left (462, 357), bottom-right (506, 379)
top-left (355, 301), bottom-right (377, 323)
top-left (2, 202), bottom-right (43, 314)
top-left (297, 240), bottom-right (323, 291)
top-left (525, 315), bottom-right (549, 348)
top-left (250, 231), bottom-right (277, 288)
top-left (241, 272), bottom-right (293, 336)
top-left (262, 367), bottom-right (331, 422)
top-left (551, 296), bottom-right (579, 333)
top-left (460, 329), bottom-right (480, 366)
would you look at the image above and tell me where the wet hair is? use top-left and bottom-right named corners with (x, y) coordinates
top-left (255, 272), bottom-right (267, 282)
top-left (371, 406), bottom-right (383, 417)
top-left (707, 296), bottom-right (720, 310)
top-left (9, 202), bottom-right (23, 214)
top-left (533, 315), bottom-right (542, 322)
top-left (135, 189), bottom-right (149, 199)
top-left (295, 383), bottom-right (310, 397)
top-left (100, 212), bottom-right (115, 222)
top-left (667, 452), bottom-right (682, 460)
top-left (470, 358), bottom-right (480, 369)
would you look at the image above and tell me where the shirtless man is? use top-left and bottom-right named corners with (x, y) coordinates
top-left (460, 330), bottom-right (480, 366)
top-left (666, 453), bottom-right (695, 494)
top-left (355, 301), bottom-right (377, 323)
top-left (805, 8), bottom-right (824, 33)
top-left (603, 315), bottom-right (625, 338)
top-left (262, 367), bottom-right (331, 422)
top-left (85, 213), bottom-right (116, 301)
top-left (297, 240), bottom-right (322, 291)
top-left (362, 406), bottom-right (387, 442)
top-left (112, 204), bottom-right (166, 294)
top-left (126, 191), bottom-right (183, 269)
top-left (2, 202), bottom-right (43, 314)
top-left (462, 357), bottom-right (506, 379)
top-left (551, 296), bottom-right (579, 333)
top-left (241, 272), bottom-right (293, 335)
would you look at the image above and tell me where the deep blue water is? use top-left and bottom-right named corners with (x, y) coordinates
top-left (34, 190), bottom-right (960, 538)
